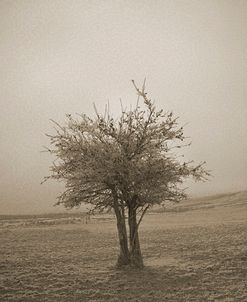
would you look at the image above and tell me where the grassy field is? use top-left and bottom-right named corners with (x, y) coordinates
top-left (0, 191), bottom-right (247, 301)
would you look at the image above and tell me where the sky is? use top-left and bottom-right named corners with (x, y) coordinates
top-left (0, 0), bottom-right (247, 214)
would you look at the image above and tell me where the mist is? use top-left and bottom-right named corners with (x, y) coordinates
top-left (1, 0), bottom-right (247, 214)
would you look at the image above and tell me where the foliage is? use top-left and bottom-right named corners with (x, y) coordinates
top-left (45, 80), bottom-right (208, 213)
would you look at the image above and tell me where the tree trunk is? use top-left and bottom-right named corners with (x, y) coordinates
top-left (128, 206), bottom-right (144, 268)
top-left (113, 201), bottom-right (130, 267)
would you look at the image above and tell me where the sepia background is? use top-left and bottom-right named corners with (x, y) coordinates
top-left (1, 0), bottom-right (247, 214)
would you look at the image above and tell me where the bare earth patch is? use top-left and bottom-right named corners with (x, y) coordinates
top-left (0, 193), bottom-right (247, 301)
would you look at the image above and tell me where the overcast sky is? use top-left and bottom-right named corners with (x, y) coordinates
top-left (1, 0), bottom-right (247, 214)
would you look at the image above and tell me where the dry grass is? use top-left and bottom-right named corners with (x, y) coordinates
top-left (0, 192), bottom-right (247, 301)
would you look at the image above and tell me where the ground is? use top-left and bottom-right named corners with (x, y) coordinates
top-left (0, 191), bottom-right (247, 301)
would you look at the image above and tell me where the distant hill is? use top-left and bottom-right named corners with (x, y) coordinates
top-left (152, 190), bottom-right (247, 213)
top-left (1, 190), bottom-right (246, 216)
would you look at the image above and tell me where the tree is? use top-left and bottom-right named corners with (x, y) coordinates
top-left (44, 80), bottom-right (209, 268)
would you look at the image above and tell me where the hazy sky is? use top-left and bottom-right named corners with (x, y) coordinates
top-left (1, 0), bottom-right (247, 214)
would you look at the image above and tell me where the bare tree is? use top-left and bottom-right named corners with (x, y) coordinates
top-left (44, 80), bottom-right (209, 268)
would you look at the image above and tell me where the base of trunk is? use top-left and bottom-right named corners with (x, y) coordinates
top-left (130, 254), bottom-right (144, 268)
top-left (116, 253), bottom-right (144, 269)
top-left (116, 253), bottom-right (130, 267)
